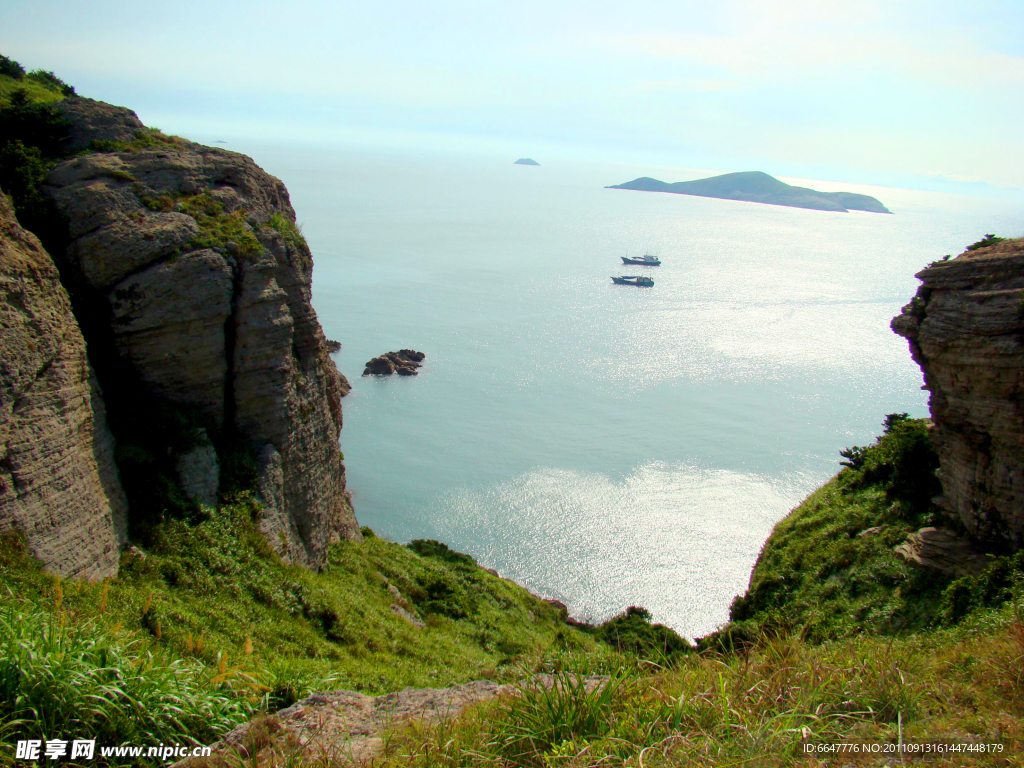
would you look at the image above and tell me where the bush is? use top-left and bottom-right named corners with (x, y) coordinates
top-left (0, 54), bottom-right (25, 80)
top-left (0, 140), bottom-right (48, 210)
top-left (26, 69), bottom-right (74, 96)
top-left (0, 83), bottom-right (70, 230)
top-left (839, 413), bottom-right (940, 517)
top-left (413, 572), bottom-right (476, 619)
top-left (966, 233), bottom-right (1006, 251)
top-left (591, 606), bottom-right (692, 662)
top-left (408, 539), bottom-right (477, 569)
top-left (0, 89), bottom-right (69, 158)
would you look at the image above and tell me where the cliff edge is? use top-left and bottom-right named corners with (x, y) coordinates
top-left (892, 237), bottom-right (1024, 549)
top-left (0, 191), bottom-right (127, 578)
top-left (38, 97), bottom-right (359, 568)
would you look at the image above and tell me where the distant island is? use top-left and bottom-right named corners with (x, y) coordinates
top-left (606, 171), bottom-right (891, 213)
top-left (514, 158), bottom-right (540, 166)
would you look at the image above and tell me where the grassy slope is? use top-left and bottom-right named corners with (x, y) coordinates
top-left (1, 497), bottom-right (615, 766)
top-left (0, 73), bottom-right (66, 107)
top-left (0, 499), bottom-right (594, 701)
top-left (371, 605), bottom-right (1024, 767)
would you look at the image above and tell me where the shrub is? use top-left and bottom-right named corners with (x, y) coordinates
top-left (0, 54), bottom-right (25, 80)
top-left (591, 606), bottom-right (692, 662)
top-left (0, 81), bottom-right (70, 230)
top-left (408, 539), bottom-right (477, 569)
top-left (0, 88), bottom-right (69, 158)
top-left (26, 69), bottom-right (74, 96)
top-left (839, 413), bottom-right (940, 516)
top-left (966, 233), bottom-right (1006, 251)
top-left (0, 140), bottom-right (48, 211)
top-left (413, 572), bottom-right (476, 619)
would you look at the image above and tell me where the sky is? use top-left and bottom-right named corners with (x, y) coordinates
top-left (4, 0), bottom-right (1024, 192)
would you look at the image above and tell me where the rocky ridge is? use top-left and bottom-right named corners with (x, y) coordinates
top-left (0, 192), bottom-right (127, 578)
top-left (892, 238), bottom-right (1024, 549)
top-left (38, 96), bottom-right (359, 568)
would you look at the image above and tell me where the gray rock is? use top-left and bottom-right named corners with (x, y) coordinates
top-left (892, 238), bottom-right (1024, 549)
top-left (391, 604), bottom-right (426, 628)
top-left (54, 96), bottom-right (146, 153)
top-left (72, 212), bottom-right (199, 289)
top-left (173, 676), bottom-right (606, 768)
top-left (0, 194), bottom-right (127, 579)
top-left (108, 249), bottom-right (233, 423)
top-left (42, 97), bottom-right (361, 569)
top-left (175, 431), bottom-right (220, 507)
top-left (894, 527), bottom-right (992, 577)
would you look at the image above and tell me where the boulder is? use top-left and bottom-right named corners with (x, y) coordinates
top-left (54, 96), bottom-right (146, 153)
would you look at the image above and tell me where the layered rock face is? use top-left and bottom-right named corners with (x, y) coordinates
top-left (42, 97), bottom-right (359, 568)
top-left (892, 238), bottom-right (1024, 549)
top-left (0, 192), bottom-right (128, 578)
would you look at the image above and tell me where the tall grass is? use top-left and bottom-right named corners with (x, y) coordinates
top-left (376, 604), bottom-right (1024, 767)
top-left (0, 603), bottom-right (253, 752)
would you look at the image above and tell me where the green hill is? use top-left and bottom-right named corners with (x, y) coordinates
top-left (607, 171), bottom-right (891, 213)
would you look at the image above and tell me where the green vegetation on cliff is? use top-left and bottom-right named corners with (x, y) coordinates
top-left (721, 415), bottom-right (1024, 645)
top-left (0, 61), bottom-right (71, 229)
top-left (0, 503), bottom-right (612, 761)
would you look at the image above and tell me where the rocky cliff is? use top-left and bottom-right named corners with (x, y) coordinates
top-left (892, 238), bottom-right (1024, 549)
top-left (37, 96), bottom-right (359, 568)
top-left (0, 192), bottom-right (127, 578)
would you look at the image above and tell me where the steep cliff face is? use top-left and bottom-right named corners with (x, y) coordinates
top-left (0, 192), bottom-right (127, 578)
top-left (41, 97), bottom-right (359, 568)
top-left (892, 238), bottom-right (1024, 549)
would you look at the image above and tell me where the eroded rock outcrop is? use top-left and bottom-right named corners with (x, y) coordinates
top-left (892, 238), bottom-right (1024, 548)
top-left (41, 97), bottom-right (359, 568)
top-left (0, 192), bottom-right (127, 578)
top-left (363, 349), bottom-right (425, 376)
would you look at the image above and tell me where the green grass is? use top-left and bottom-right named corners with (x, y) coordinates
top-left (0, 72), bottom-right (66, 108)
top-left (267, 212), bottom-right (307, 252)
top-left (89, 127), bottom-right (187, 154)
top-left (374, 603), bottom-right (1024, 767)
top-left (0, 501), bottom-right (608, 764)
top-left (715, 416), bottom-right (1011, 645)
top-left (137, 191), bottom-right (264, 258)
top-left (0, 606), bottom-right (250, 752)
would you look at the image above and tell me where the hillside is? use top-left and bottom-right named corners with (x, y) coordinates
top-left (607, 171), bottom-right (891, 213)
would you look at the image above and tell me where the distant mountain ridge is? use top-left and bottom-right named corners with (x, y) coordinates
top-left (607, 171), bottom-right (891, 213)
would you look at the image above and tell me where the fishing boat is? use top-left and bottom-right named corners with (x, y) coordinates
top-left (611, 275), bottom-right (654, 286)
top-left (621, 253), bottom-right (661, 266)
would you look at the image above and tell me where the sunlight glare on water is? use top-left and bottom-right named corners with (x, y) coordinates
top-left (235, 141), bottom-right (1024, 636)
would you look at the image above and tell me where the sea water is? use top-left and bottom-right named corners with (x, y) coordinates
top-left (221, 141), bottom-right (1024, 638)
